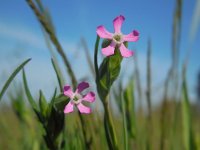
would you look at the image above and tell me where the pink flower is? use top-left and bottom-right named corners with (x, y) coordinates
top-left (96, 15), bottom-right (139, 57)
top-left (63, 82), bottom-right (95, 114)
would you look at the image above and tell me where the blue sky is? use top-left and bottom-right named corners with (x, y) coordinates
top-left (0, 0), bottom-right (199, 104)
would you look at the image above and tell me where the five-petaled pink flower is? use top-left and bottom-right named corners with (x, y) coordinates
top-left (63, 82), bottom-right (95, 114)
top-left (96, 15), bottom-right (139, 57)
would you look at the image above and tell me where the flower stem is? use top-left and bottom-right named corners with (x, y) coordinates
top-left (103, 96), bottom-right (119, 150)
top-left (94, 36), bottom-right (100, 80)
top-left (94, 35), bottom-right (118, 149)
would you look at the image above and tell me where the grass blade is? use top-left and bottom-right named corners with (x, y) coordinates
top-left (181, 66), bottom-right (196, 150)
top-left (51, 58), bottom-right (63, 92)
top-left (133, 51), bottom-right (142, 108)
top-left (146, 38), bottom-right (152, 120)
top-left (122, 92), bottom-right (128, 150)
top-left (0, 58), bottom-right (31, 102)
top-left (22, 69), bottom-right (39, 112)
top-left (81, 38), bottom-right (95, 77)
top-left (123, 79), bottom-right (136, 139)
top-left (189, 0), bottom-right (200, 44)
top-left (26, 0), bottom-right (77, 88)
top-left (146, 38), bottom-right (153, 150)
top-left (39, 90), bottom-right (48, 117)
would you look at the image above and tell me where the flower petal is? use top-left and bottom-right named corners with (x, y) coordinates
top-left (77, 82), bottom-right (89, 93)
top-left (64, 102), bottom-right (74, 113)
top-left (102, 42), bottom-right (116, 56)
top-left (77, 103), bottom-right (91, 114)
top-left (119, 43), bottom-right (134, 57)
top-left (113, 15), bottom-right (125, 33)
top-left (82, 92), bottom-right (95, 102)
top-left (64, 85), bottom-right (74, 98)
top-left (96, 25), bottom-right (113, 39)
top-left (123, 30), bottom-right (139, 42)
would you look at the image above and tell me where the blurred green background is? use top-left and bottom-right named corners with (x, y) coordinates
top-left (0, 0), bottom-right (200, 149)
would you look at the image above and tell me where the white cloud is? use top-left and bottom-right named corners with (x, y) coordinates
top-left (0, 22), bottom-right (46, 50)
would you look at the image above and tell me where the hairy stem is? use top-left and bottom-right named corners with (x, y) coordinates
top-left (103, 96), bottom-right (119, 150)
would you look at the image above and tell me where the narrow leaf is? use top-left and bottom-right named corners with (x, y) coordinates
top-left (39, 90), bottom-right (48, 117)
top-left (51, 58), bottom-right (63, 92)
top-left (122, 92), bottom-right (128, 150)
top-left (181, 70), bottom-right (196, 150)
top-left (0, 58), bottom-right (31, 102)
top-left (123, 79), bottom-right (136, 139)
top-left (22, 69), bottom-right (39, 112)
top-left (47, 88), bottom-right (57, 116)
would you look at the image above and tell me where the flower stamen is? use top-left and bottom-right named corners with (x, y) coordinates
top-left (96, 15), bottom-right (139, 57)
top-left (113, 34), bottom-right (123, 44)
top-left (72, 93), bottom-right (82, 104)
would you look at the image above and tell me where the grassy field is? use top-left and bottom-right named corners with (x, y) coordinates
top-left (0, 0), bottom-right (200, 150)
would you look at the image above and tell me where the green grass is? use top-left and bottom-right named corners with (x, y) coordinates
top-left (0, 0), bottom-right (200, 149)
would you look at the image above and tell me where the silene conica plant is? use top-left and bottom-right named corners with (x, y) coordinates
top-left (94, 15), bottom-right (139, 150)
top-left (0, 5), bottom-right (139, 149)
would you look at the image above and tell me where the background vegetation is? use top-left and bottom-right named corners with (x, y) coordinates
top-left (0, 0), bottom-right (200, 150)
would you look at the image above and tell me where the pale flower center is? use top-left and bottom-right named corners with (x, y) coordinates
top-left (72, 93), bottom-right (82, 104)
top-left (113, 34), bottom-right (123, 44)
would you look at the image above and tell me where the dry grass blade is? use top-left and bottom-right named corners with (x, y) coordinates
top-left (189, 0), bottom-right (200, 44)
top-left (26, 0), bottom-right (77, 88)
top-left (81, 38), bottom-right (95, 77)
top-left (171, 0), bottom-right (182, 99)
top-left (36, 0), bottom-right (65, 87)
top-left (172, 0), bottom-right (182, 70)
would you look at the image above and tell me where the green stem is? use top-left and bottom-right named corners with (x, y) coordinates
top-left (94, 35), bottom-right (118, 149)
top-left (94, 36), bottom-right (100, 80)
top-left (122, 95), bottom-right (128, 150)
top-left (104, 117), bottom-right (113, 150)
top-left (103, 96), bottom-right (119, 150)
